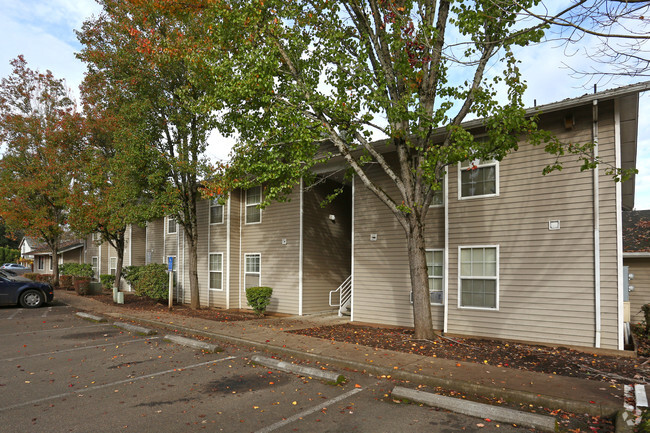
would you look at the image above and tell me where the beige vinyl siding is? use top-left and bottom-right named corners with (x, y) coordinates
top-left (129, 225), bottom-right (147, 267)
top-left (446, 101), bottom-right (621, 349)
top-left (85, 235), bottom-right (100, 270)
top-left (229, 193), bottom-right (242, 309)
top-left (61, 248), bottom-right (82, 264)
top-left (205, 198), bottom-right (229, 307)
top-left (625, 258), bottom-right (650, 323)
top-left (239, 187), bottom-right (301, 314)
top-left (353, 160), bottom-right (445, 328)
top-left (146, 218), bottom-right (165, 265)
top-left (302, 180), bottom-right (352, 314)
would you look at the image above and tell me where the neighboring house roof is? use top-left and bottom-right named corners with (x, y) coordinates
top-left (623, 210), bottom-right (650, 255)
top-left (19, 236), bottom-right (46, 252)
top-left (30, 240), bottom-right (85, 256)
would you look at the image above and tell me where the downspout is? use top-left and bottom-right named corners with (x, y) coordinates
top-left (177, 218), bottom-right (180, 304)
top-left (593, 99), bottom-right (602, 348)
top-left (129, 225), bottom-right (133, 266)
top-left (226, 195), bottom-right (231, 310)
top-left (350, 176), bottom-right (355, 322)
top-left (443, 171), bottom-right (449, 334)
top-left (239, 189), bottom-right (243, 309)
top-left (299, 177), bottom-right (304, 316)
top-left (614, 99), bottom-right (624, 350)
top-left (145, 223), bottom-right (149, 265)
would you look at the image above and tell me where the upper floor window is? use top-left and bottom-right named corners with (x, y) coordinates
top-left (167, 217), bottom-right (177, 234)
top-left (92, 232), bottom-right (101, 242)
top-left (430, 180), bottom-right (444, 207)
top-left (459, 159), bottom-right (498, 199)
top-left (210, 199), bottom-right (224, 225)
top-left (245, 187), bottom-right (262, 224)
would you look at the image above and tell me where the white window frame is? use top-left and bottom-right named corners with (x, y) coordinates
top-left (49, 257), bottom-right (53, 271)
top-left (458, 245), bottom-right (499, 310)
top-left (244, 253), bottom-right (261, 288)
top-left (92, 232), bottom-right (100, 242)
top-left (92, 256), bottom-right (99, 278)
top-left (109, 257), bottom-right (117, 276)
top-left (37, 256), bottom-right (44, 270)
top-left (210, 199), bottom-right (224, 225)
top-left (458, 159), bottom-right (499, 200)
top-left (209, 252), bottom-right (223, 291)
top-left (167, 217), bottom-right (177, 234)
top-left (410, 249), bottom-right (444, 305)
top-left (245, 187), bottom-right (262, 225)
top-left (429, 180), bottom-right (444, 208)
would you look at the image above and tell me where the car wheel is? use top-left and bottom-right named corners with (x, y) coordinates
top-left (19, 289), bottom-right (44, 308)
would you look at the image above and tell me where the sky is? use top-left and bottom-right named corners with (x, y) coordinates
top-left (1, 0), bottom-right (649, 209)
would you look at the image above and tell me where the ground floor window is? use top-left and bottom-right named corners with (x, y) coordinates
top-left (37, 256), bottom-right (44, 270)
top-left (209, 253), bottom-right (223, 290)
top-left (244, 253), bottom-right (261, 289)
top-left (109, 257), bottom-right (117, 276)
top-left (427, 249), bottom-right (444, 304)
top-left (459, 246), bottom-right (498, 309)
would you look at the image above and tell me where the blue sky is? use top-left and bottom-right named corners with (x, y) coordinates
top-left (1, 0), bottom-right (649, 209)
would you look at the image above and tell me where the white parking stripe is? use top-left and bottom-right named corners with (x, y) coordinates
top-left (41, 307), bottom-right (52, 317)
top-left (0, 323), bottom-right (107, 337)
top-left (0, 356), bottom-right (237, 412)
top-left (255, 387), bottom-right (364, 433)
top-left (0, 337), bottom-right (160, 362)
top-left (6, 310), bottom-right (22, 320)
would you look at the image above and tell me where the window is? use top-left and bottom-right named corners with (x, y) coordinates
top-left (430, 180), bottom-right (444, 207)
top-left (459, 159), bottom-right (498, 198)
top-left (245, 187), bottom-right (262, 224)
top-left (210, 199), bottom-right (224, 224)
top-left (92, 257), bottom-right (98, 278)
top-left (37, 256), bottom-right (44, 270)
top-left (109, 257), bottom-right (117, 276)
top-left (92, 232), bottom-right (101, 242)
top-left (244, 253), bottom-right (261, 288)
top-left (49, 257), bottom-right (52, 271)
top-left (209, 253), bottom-right (223, 290)
top-left (167, 217), bottom-right (177, 234)
top-left (427, 250), bottom-right (444, 304)
top-left (459, 246), bottom-right (498, 309)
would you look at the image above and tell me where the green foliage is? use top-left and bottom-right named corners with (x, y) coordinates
top-left (642, 304), bottom-right (650, 335)
top-left (245, 286), bottom-right (273, 316)
top-left (123, 264), bottom-right (168, 301)
top-left (59, 275), bottom-right (73, 288)
top-left (59, 263), bottom-right (94, 278)
top-left (100, 274), bottom-right (115, 289)
top-left (0, 247), bottom-right (20, 264)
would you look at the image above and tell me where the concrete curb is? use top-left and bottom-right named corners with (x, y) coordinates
top-left (76, 312), bottom-right (107, 322)
top-left (392, 386), bottom-right (557, 432)
top-left (251, 354), bottom-right (345, 383)
top-left (163, 334), bottom-right (220, 353)
top-left (113, 322), bottom-right (157, 336)
top-left (110, 313), bottom-right (621, 419)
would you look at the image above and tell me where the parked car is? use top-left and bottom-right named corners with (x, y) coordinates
top-left (0, 263), bottom-right (31, 275)
top-left (0, 270), bottom-right (53, 308)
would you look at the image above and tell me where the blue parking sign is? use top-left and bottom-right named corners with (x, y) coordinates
top-left (168, 256), bottom-right (174, 271)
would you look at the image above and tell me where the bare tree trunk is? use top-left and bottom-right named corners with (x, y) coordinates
top-left (51, 243), bottom-right (59, 287)
top-left (405, 216), bottom-right (436, 340)
top-left (187, 233), bottom-right (200, 309)
top-left (114, 234), bottom-right (125, 291)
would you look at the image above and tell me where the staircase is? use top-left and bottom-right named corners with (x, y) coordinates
top-left (329, 275), bottom-right (352, 317)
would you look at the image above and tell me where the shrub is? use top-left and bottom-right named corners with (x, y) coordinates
top-left (245, 286), bottom-right (273, 316)
top-left (74, 278), bottom-right (91, 296)
top-left (35, 274), bottom-right (53, 284)
top-left (24, 272), bottom-right (38, 281)
top-left (59, 263), bottom-right (94, 278)
top-left (100, 274), bottom-right (115, 289)
top-left (59, 275), bottom-right (73, 289)
top-left (125, 264), bottom-right (168, 301)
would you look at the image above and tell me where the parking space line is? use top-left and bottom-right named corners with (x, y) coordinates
top-left (0, 356), bottom-right (238, 413)
top-left (6, 310), bottom-right (22, 320)
top-left (254, 387), bottom-right (364, 433)
top-left (0, 323), bottom-right (108, 337)
top-left (0, 336), bottom-right (160, 362)
top-left (41, 307), bottom-right (52, 317)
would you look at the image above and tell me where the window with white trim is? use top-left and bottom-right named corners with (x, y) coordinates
top-left (209, 253), bottom-right (223, 290)
top-left (109, 257), bottom-right (117, 276)
top-left (459, 159), bottom-right (498, 198)
top-left (92, 232), bottom-right (100, 242)
top-left (210, 199), bottom-right (224, 224)
top-left (167, 217), bottom-right (177, 234)
top-left (459, 246), bottom-right (498, 309)
top-left (92, 256), bottom-right (98, 278)
top-left (430, 180), bottom-right (444, 207)
top-left (427, 250), bottom-right (444, 304)
top-left (244, 253), bottom-right (261, 288)
top-left (49, 257), bottom-right (52, 271)
top-left (245, 187), bottom-right (262, 224)
top-left (37, 256), bottom-right (44, 270)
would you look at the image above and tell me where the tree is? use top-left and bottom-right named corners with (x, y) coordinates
top-left (187, 0), bottom-right (628, 339)
top-left (0, 56), bottom-right (83, 286)
top-left (77, 0), bottom-right (218, 308)
top-left (67, 70), bottom-right (167, 291)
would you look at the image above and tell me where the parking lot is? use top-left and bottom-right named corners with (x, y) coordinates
top-left (0, 302), bottom-right (528, 432)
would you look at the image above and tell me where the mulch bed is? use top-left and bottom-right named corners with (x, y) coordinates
top-left (290, 323), bottom-right (650, 385)
top-left (88, 293), bottom-right (261, 322)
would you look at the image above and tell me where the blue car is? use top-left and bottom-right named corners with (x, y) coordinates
top-left (0, 270), bottom-right (53, 308)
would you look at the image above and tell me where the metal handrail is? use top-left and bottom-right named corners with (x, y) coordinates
top-left (329, 275), bottom-right (352, 316)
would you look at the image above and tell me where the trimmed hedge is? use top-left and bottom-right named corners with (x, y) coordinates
top-left (59, 263), bottom-right (94, 278)
top-left (123, 264), bottom-right (168, 301)
top-left (245, 286), bottom-right (273, 316)
top-left (59, 275), bottom-right (73, 289)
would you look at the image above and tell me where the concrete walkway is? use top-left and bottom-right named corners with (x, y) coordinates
top-left (55, 291), bottom-right (624, 419)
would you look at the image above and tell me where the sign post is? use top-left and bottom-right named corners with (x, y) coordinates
top-left (168, 256), bottom-right (174, 310)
